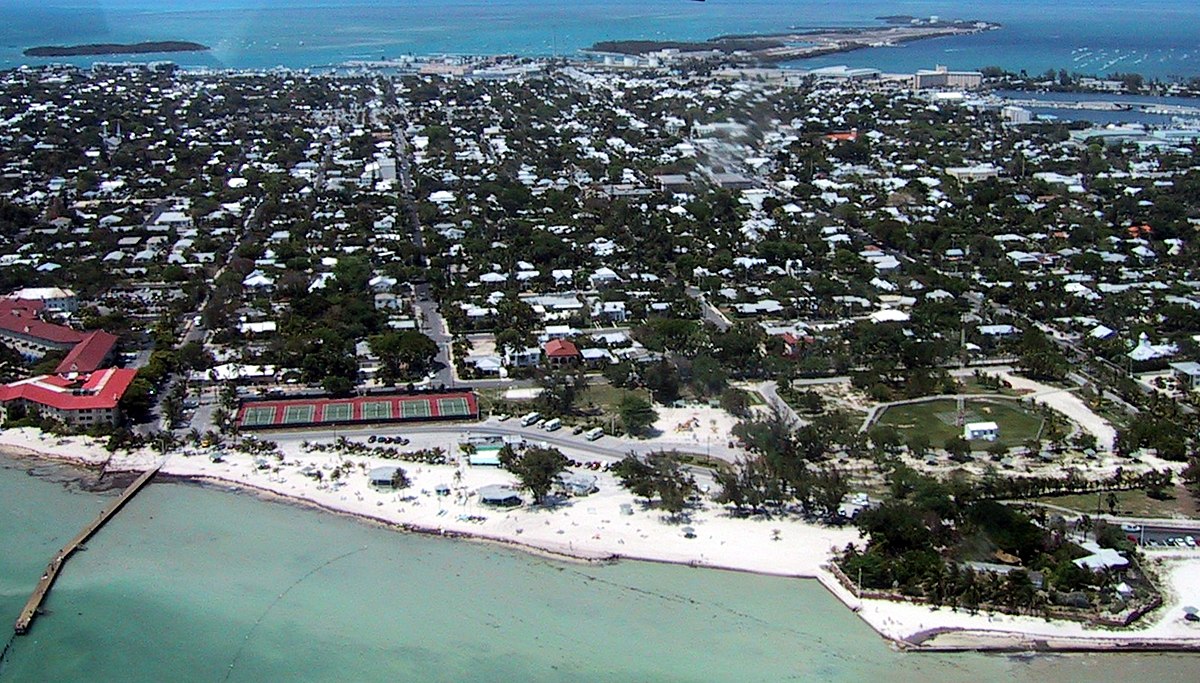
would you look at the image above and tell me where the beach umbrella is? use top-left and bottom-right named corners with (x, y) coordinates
top-left (1184, 606), bottom-right (1198, 615)
top-left (681, 526), bottom-right (696, 538)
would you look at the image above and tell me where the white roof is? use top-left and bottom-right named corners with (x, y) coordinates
top-left (965, 421), bottom-right (999, 431)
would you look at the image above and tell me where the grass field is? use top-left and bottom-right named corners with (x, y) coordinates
top-left (578, 383), bottom-right (652, 419)
top-left (1034, 486), bottom-right (1199, 519)
top-left (875, 397), bottom-right (1045, 449)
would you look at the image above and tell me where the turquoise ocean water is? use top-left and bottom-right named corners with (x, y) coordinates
top-left (1, 1), bottom-right (1199, 79)
top-left (1, 457), bottom-right (1198, 681)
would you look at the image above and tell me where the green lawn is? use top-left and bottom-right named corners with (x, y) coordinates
top-left (875, 397), bottom-right (1045, 449)
top-left (1034, 487), bottom-right (1199, 519)
top-left (578, 382), bottom-right (651, 419)
top-left (956, 376), bottom-right (1023, 397)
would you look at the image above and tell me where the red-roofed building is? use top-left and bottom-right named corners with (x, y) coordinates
top-left (0, 368), bottom-right (137, 428)
top-left (824, 128), bottom-right (859, 142)
top-left (54, 330), bottom-right (118, 375)
top-left (0, 299), bottom-right (86, 359)
top-left (544, 339), bottom-right (581, 365)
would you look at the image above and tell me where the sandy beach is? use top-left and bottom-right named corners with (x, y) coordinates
top-left (3, 426), bottom-right (1199, 653)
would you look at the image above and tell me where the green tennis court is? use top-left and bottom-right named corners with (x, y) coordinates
top-left (361, 401), bottom-right (393, 420)
top-left (437, 397), bottom-right (471, 417)
top-left (282, 404), bottom-right (316, 424)
top-left (241, 406), bottom-right (278, 427)
top-left (400, 399), bottom-right (432, 418)
top-left (322, 402), bottom-right (354, 422)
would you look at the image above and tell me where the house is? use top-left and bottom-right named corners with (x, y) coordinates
top-left (0, 368), bottom-right (137, 428)
top-left (544, 339), bottom-right (581, 365)
top-left (778, 332), bottom-right (804, 357)
top-left (963, 421), bottom-right (1000, 441)
top-left (556, 472), bottom-right (598, 497)
top-left (589, 267), bottom-right (621, 289)
top-left (368, 466), bottom-right (405, 488)
top-left (1072, 542), bottom-right (1129, 571)
top-left (1128, 333), bottom-right (1177, 363)
top-left (1170, 361), bottom-right (1200, 391)
top-left (477, 484), bottom-right (523, 507)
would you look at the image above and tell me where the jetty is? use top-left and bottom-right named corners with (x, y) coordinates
top-left (13, 460), bottom-right (164, 635)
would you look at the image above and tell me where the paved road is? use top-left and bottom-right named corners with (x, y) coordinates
top-left (253, 419), bottom-right (737, 487)
top-left (686, 286), bottom-right (732, 332)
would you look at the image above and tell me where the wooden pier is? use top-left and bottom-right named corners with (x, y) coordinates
top-left (13, 461), bottom-right (163, 635)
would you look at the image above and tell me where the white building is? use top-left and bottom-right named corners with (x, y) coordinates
top-left (6, 287), bottom-right (77, 313)
top-left (963, 421), bottom-right (1000, 441)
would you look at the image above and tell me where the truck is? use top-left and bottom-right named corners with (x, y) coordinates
top-left (520, 412), bottom-right (541, 427)
top-left (543, 418), bottom-right (562, 432)
top-left (585, 427), bottom-right (605, 441)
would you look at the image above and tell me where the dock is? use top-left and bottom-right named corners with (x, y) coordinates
top-left (13, 460), bottom-right (163, 635)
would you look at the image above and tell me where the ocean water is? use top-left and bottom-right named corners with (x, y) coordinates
top-left (1, 457), bottom-right (1199, 681)
top-left (0, 1), bottom-right (1198, 79)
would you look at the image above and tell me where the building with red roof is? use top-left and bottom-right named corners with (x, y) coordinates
top-left (54, 330), bottom-right (118, 375)
top-left (544, 339), bottom-right (581, 365)
top-left (0, 368), bottom-right (137, 428)
top-left (0, 299), bottom-right (86, 359)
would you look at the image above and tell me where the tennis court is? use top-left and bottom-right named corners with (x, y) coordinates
top-left (238, 392), bottom-right (477, 429)
top-left (282, 404), bottom-right (316, 424)
top-left (241, 405), bottom-right (278, 427)
top-left (437, 396), bottom-right (471, 417)
top-left (401, 399), bottom-right (432, 419)
top-left (361, 401), bottom-right (393, 421)
top-left (322, 402), bottom-right (354, 422)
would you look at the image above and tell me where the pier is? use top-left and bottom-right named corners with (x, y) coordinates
top-left (13, 460), bottom-right (163, 635)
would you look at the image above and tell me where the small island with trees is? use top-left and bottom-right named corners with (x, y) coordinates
top-left (23, 41), bottom-right (209, 58)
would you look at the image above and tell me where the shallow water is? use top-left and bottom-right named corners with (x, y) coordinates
top-left (1, 456), bottom-right (1198, 681)
top-left (1, 1), bottom-right (1199, 79)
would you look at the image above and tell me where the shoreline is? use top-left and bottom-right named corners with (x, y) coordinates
top-left (3, 432), bottom-right (1200, 654)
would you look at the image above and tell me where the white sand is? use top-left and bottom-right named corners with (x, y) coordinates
top-left (993, 370), bottom-right (1119, 452)
top-left (5, 426), bottom-right (1199, 652)
top-left (642, 405), bottom-right (744, 459)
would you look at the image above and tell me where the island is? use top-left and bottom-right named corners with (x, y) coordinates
top-left (587, 19), bottom-right (999, 64)
top-left (23, 41), bottom-right (209, 58)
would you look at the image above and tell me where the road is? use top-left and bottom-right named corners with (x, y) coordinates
top-left (391, 102), bottom-right (457, 389)
top-left (686, 286), bottom-right (732, 332)
top-left (253, 419), bottom-right (734, 488)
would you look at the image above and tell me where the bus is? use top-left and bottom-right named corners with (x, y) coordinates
top-left (520, 412), bottom-right (541, 427)
top-left (585, 427), bottom-right (605, 441)
top-left (543, 418), bottom-right (562, 432)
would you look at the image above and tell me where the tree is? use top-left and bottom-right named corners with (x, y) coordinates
top-left (369, 330), bottom-right (438, 384)
top-left (120, 375), bottom-right (155, 421)
top-left (619, 394), bottom-right (658, 436)
top-left (500, 446), bottom-right (568, 504)
top-left (613, 452), bottom-right (696, 518)
top-left (536, 366), bottom-right (585, 418)
top-left (1017, 328), bottom-right (1067, 381)
top-left (719, 388), bottom-right (751, 418)
top-left (809, 465), bottom-right (851, 519)
top-left (322, 374), bottom-right (354, 397)
top-left (945, 435), bottom-right (972, 461)
top-left (641, 360), bottom-right (681, 404)
top-left (906, 432), bottom-right (932, 458)
top-left (391, 467), bottom-right (411, 489)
